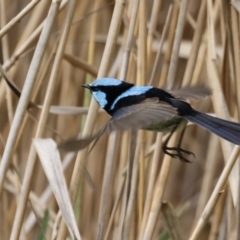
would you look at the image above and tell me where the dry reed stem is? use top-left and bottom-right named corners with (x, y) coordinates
top-left (139, 133), bottom-right (163, 238)
top-left (167, 0), bottom-right (189, 88)
top-left (96, 0), bottom-right (139, 238)
top-left (175, 0), bottom-right (196, 30)
top-left (17, 1), bottom-right (50, 47)
top-left (138, 141), bottom-right (145, 230)
top-left (115, 133), bottom-right (130, 240)
top-left (147, 0), bottom-right (162, 64)
top-left (118, 129), bottom-right (136, 239)
top-left (207, 0), bottom-right (238, 206)
top-left (137, 0), bottom-right (147, 85)
top-left (192, 43), bottom-right (206, 85)
top-left (13, 51), bottom-right (56, 156)
top-left (137, 1), bottom-right (147, 233)
top-left (25, 151), bottom-right (78, 234)
top-left (113, 1), bottom-right (140, 239)
top-left (104, 174), bottom-right (126, 240)
top-left (17, 1), bottom-right (78, 238)
top-left (182, 0), bottom-right (206, 86)
top-left (0, 1), bottom-right (61, 194)
top-left (10, 1), bottom-right (71, 240)
top-left (63, 54), bottom-right (98, 77)
top-left (61, 1), bottom-right (127, 240)
top-left (193, 135), bottom-right (219, 223)
top-left (141, 134), bottom-right (177, 240)
top-left (192, 0), bottom-right (219, 86)
top-left (83, 0), bottom-right (100, 114)
top-left (122, 132), bottom-right (141, 239)
top-left (161, 201), bottom-right (185, 240)
top-left (149, 5), bottom-right (173, 86)
top-left (120, 2), bottom-right (148, 237)
top-left (230, 3), bottom-right (240, 239)
top-left (222, 0), bottom-right (235, 86)
top-left (0, 0), bottom-right (41, 38)
top-left (189, 146), bottom-right (240, 240)
top-left (208, 190), bottom-right (226, 240)
top-left (159, 2), bottom-right (179, 86)
top-left (97, 132), bottom-right (118, 240)
top-left (231, 4), bottom-right (240, 115)
top-left (0, 0), bottom-right (14, 134)
top-left (2, 1), bottom-right (68, 72)
top-left (119, 0), bottom-right (139, 81)
top-left (207, 0), bottom-right (216, 59)
top-left (2, 22), bottom-right (44, 71)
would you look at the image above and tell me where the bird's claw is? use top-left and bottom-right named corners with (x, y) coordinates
top-left (163, 146), bottom-right (195, 163)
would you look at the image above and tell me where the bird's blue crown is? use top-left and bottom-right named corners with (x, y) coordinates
top-left (89, 78), bottom-right (123, 87)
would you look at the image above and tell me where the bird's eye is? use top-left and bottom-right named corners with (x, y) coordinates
top-left (91, 86), bottom-right (99, 92)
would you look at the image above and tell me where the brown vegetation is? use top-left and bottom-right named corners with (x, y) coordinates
top-left (0, 0), bottom-right (240, 239)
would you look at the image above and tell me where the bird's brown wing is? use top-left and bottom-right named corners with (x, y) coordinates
top-left (58, 127), bottom-right (105, 152)
top-left (106, 98), bottom-right (178, 131)
top-left (168, 85), bottom-right (212, 102)
top-left (58, 98), bottom-right (178, 152)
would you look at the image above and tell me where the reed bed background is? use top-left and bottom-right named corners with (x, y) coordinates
top-left (0, 0), bottom-right (240, 239)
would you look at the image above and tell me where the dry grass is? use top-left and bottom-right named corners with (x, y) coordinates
top-left (0, 0), bottom-right (240, 239)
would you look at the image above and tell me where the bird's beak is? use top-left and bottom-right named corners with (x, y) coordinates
top-left (82, 84), bottom-right (90, 89)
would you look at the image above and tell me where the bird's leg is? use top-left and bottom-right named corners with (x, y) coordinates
top-left (162, 126), bottom-right (195, 163)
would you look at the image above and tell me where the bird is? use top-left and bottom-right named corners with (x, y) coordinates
top-left (58, 77), bottom-right (240, 162)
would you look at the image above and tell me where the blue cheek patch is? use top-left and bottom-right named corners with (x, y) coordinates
top-left (92, 91), bottom-right (108, 108)
top-left (110, 86), bottom-right (153, 110)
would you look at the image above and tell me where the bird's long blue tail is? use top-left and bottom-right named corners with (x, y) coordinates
top-left (185, 110), bottom-right (240, 145)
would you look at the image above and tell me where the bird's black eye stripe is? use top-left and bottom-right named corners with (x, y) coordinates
top-left (90, 86), bottom-right (114, 92)
top-left (90, 86), bottom-right (99, 91)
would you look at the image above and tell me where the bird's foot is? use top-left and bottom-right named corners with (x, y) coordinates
top-left (163, 146), bottom-right (195, 163)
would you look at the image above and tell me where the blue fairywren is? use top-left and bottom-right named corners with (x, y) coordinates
top-left (59, 78), bottom-right (240, 162)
